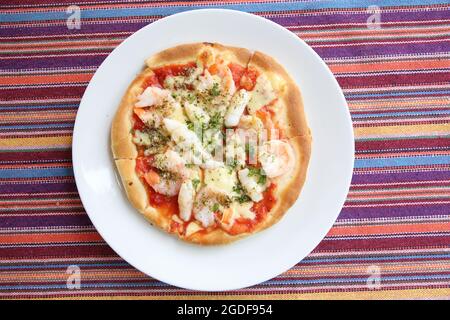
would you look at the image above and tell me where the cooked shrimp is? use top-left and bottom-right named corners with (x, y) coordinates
top-left (134, 108), bottom-right (162, 128)
top-left (135, 86), bottom-right (170, 108)
top-left (221, 65), bottom-right (236, 97)
top-left (195, 69), bottom-right (214, 92)
top-left (258, 140), bottom-right (295, 178)
top-left (237, 168), bottom-right (266, 202)
top-left (238, 115), bottom-right (264, 132)
top-left (193, 186), bottom-right (228, 227)
top-left (163, 118), bottom-right (224, 169)
top-left (194, 207), bottom-right (215, 228)
top-left (209, 63), bottom-right (236, 97)
top-left (224, 89), bottom-right (251, 127)
top-left (178, 180), bottom-right (195, 222)
top-left (153, 149), bottom-right (190, 179)
top-left (143, 169), bottom-right (181, 196)
top-left (184, 101), bottom-right (210, 124)
top-left (152, 179), bottom-right (181, 196)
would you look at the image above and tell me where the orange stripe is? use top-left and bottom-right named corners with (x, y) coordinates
top-left (349, 98), bottom-right (449, 109)
top-left (330, 59), bottom-right (450, 73)
top-left (0, 232), bottom-right (103, 244)
top-left (328, 222), bottom-right (450, 237)
top-left (299, 27), bottom-right (450, 38)
top-left (0, 73), bottom-right (93, 85)
top-left (285, 262), bottom-right (450, 275)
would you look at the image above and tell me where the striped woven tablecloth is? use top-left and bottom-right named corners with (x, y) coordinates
top-left (0, 0), bottom-right (449, 300)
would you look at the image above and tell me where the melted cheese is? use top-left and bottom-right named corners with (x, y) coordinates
top-left (167, 101), bottom-right (187, 124)
top-left (204, 167), bottom-right (237, 196)
top-left (185, 222), bottom-right (203, 237)
top-left (184, 101), bottom-right (210, 124)
top-left (132, 130), bottom-right (151, 146)
top-left (247, 75), bottom-right (276, 114)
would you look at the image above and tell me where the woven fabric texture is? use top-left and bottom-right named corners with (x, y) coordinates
top-left (0, 0), bottom-right (449, 299)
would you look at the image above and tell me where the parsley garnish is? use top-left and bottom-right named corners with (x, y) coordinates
top-left (232, 183), bottom-right (252, 204)
top-left (208, 112), bottom-right (223, 130)
top-left (186, 120), bottom-right (194, 131)
top-left (192, 178), bottom-right (200, 189)
top-left (247, 167), bottom-right (267, 185)
top-left (212, 203), bottom-right (220, 212)
top-left (209, 83), bottom-right (220, 97)
top-left (187, 93), bottom-right (196, 103)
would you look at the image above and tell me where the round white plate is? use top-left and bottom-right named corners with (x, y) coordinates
top-left (73, 9), bottom-right (354, 291)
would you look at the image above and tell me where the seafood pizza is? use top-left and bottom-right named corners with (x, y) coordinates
top-left (111, 42), bottom-right (311, 245)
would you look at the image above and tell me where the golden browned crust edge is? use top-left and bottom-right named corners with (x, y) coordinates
top-left (259, 135), bottom-right (311, 231)
top-left (111, 68), bottom-right (158, 159)
top-left (115, 159), bottom-right (148, 213)
top-left (205, 42), bottom-right (253, 67)
top-left (183, 228), bottom-right (248, 245)
top-left (145, 43), bottom-right (205, 67)
top-left (249, 51), bottom-right (311, 137)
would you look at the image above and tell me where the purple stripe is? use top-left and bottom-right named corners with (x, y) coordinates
top-left (0, 182), bottom-right (78, 194)
top-left (351, 170), bottom-right (450, 184)
top-left (313, 40), bottom-right (450, 58)
top-left (270, 7), bottom-right (450, 26)
top-left (0, 21), bottom-right (148, 37)
top-left (1, 8), bottom-right (449, 38)
top-left (0, 214), bottom-right (93, 228)
top-left (338, 203), bottom-right (449, 219)
top-left (0, 55), bottom-right (107, 70)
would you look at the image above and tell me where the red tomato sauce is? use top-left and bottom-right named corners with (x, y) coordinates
top-left (228, 183), bottom-right (277, 235)
top-left (228, 63), bottom-right (245, 87)
top-left (256, 101), bottom-right (285, 139)
top-left (152, 61), bottom-right (197, 84)
top-left (135, 156), bottom-right (179, 216)
top-left (141, 74), bottom-right (161, 89)
top-left (240, 68), bottom-right (259, 91)
top-left (132, 113), bottom-right (146, 131)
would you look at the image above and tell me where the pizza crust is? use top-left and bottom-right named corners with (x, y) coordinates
top-left (111, 67), bottom-right (157, 159)
top-left (111, 43), bottom-right (311, 245)
top-left (115, 159), bottom-right (148, 213)
top-left (146, 42), bottom-right (252, 69)
top-left (145, 43), bottom-right (205, 68)
top-left (258, 135), bottom-right (311, 231)
top-left (247, 51), bottom-right (310, 138)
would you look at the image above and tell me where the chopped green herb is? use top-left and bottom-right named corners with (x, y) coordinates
top-left (208, 112), bottom-right (223, 130)
top-left (209, 83), bottom-right (220, 97)
top-left (212, 203), bottom-right (220, 212)
top-left (187, 93), bottom-right (196, 103)
top-left (228, 159), bottom-right (238, 169)
top-left (235, 194), bottom-right (251, 204)
top-left (257, 174), bottom-right (267, 185)
top-left (247, 167), bottom-right (267, 185)
top-left (192, 178), bottom-right (200, 189)
top-left (186, 120), bottom-right (194, 131)
top-left (232, 183), bottom-right (252, 204)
